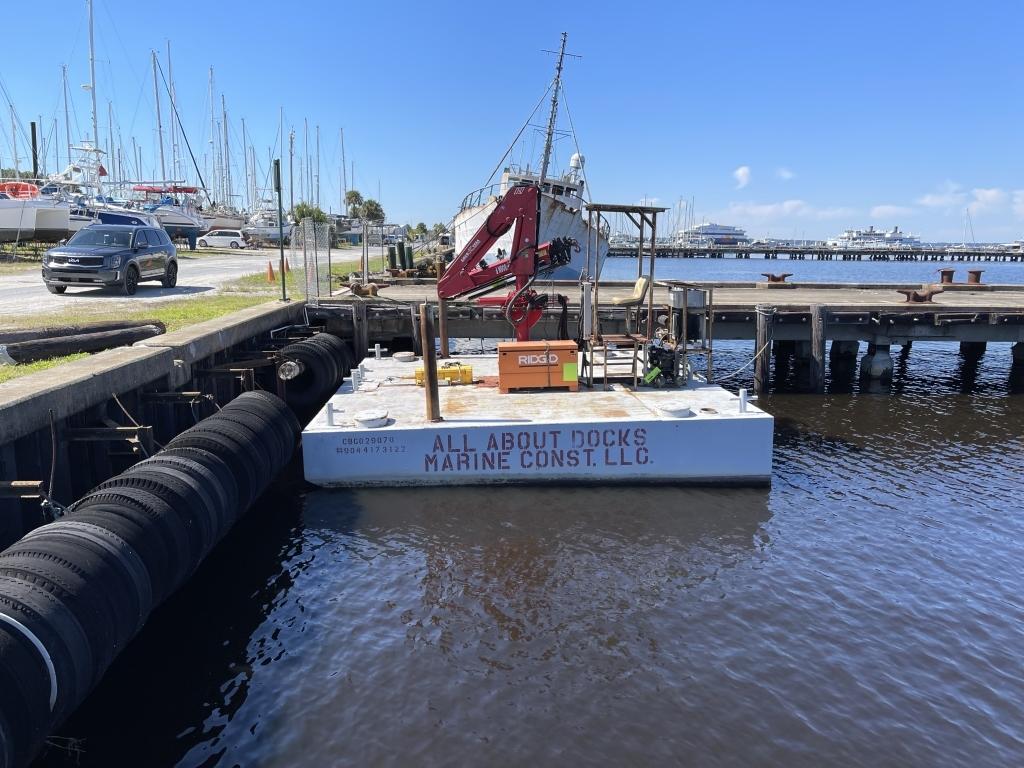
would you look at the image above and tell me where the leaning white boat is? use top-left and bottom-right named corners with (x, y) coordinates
top-left (454, 160), bottom-right (609, 280)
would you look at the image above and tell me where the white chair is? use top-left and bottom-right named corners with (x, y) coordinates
top-left (611, 276), bottom-right (650, 337)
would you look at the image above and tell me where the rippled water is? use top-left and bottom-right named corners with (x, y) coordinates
top-left (34, 342), bottom-right (1024, 766)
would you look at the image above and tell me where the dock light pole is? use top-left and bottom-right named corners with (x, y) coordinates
top-left (274, 159), bottom-right (287, 301)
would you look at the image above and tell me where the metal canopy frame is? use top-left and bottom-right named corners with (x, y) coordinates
top-left (584, 202), bottom-right (668, 341)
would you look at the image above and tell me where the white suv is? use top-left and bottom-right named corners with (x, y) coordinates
top-left (198, 229), bottom-right (247, 249)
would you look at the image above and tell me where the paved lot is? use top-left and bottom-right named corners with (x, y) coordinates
top-left (0, 250), bottom-right (280, 316)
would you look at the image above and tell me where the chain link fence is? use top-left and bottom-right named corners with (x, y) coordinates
top-left (288, 219), bottom-right (335, 304)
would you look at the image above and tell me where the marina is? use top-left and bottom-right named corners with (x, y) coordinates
top-left (0, 2), bottom-right (1021, 766)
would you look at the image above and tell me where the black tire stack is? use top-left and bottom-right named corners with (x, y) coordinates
top-left (0, 391), bottom-right (299, 767)
top-left (279, 332), bottom-right (354, 418)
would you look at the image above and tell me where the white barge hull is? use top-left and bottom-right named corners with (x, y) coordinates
top-left (302, 355), bottom-right (773, 487)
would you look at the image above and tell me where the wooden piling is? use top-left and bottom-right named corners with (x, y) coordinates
top-left (754, 305), bottom-right (775, 395)
top-left (809, 304), bottom-right (826, 393)
top-left (419, 306), bottom-right (442, 422)
top-left (410, 302), bottom-right (422, 355)
top-left (436, 257), bottom-right (449, 358)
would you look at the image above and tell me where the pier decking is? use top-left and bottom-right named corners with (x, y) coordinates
top-left (311, 280), bottom-right (1024, 394)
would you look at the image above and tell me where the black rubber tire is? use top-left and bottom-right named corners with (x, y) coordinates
top-left (45, 284), bottom-right (67, 295)
top-left (165, 428), bottom-right (260, 513)
top-left (128, 454), bottom-right (233, 544)
top-left (0, 573), bottom-right (94, 722)
top-left (209, 410), bottom-right (287, 473)
top-left (229, 390), bottom-right (302, 440)
top-left (150, 447), bottom-right (241, 535)
top-left (68, 487), bottom-right (192, 593)
top-left (162, 260), bottom-right (178, 288)
top-left (20, 521), bottom-right (152, 652)
top-left (279, 341), bottom-right (333, 411)
top-left (304, 334), bottom-right (344, 389)
top-left (221, 393), bottom-right (300, 465)
top-left (60, 505), bottom-right (174, 610)
top-left (198, 239), bottom-right (208, 248)
top-left (230, 241), bottom-right (239, 249)
top-left (123, 265), bottom-right (139, 296)
top-left (94, 469), bottom-right (216, 569)
top-left (174, 421), bottom-right (274, 500)
top-left (0, 546), bottom-right (120, 682)
top-left (336, 339), bottom-right (356, 377)
top-left (0, 621), bottom-right (52, 767)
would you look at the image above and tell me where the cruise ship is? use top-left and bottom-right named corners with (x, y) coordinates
top-left (673, 223), bottom-right (750, 246)
top-left (827, 225), bottom-right (922, 248)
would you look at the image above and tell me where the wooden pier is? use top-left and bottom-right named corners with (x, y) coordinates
top-left (310, 279), bottom-right (1024, 394)
top-left (607, 243), bottom-right (1024, 262)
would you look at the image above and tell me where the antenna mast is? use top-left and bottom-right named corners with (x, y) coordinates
top-left (539, 32), bottom-right (568, 186)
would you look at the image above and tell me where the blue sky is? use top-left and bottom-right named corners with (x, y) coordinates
top-left (1, 0), bottom-right (1022, 241)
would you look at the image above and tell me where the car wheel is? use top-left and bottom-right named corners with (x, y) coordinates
top-left (198, 239), bottom-right (208, 248)
top-left (161, 261), bottom-right (178, 288)
top-left (230, 241), bottom-right (239, 249)
top-left (46, 284), bottom-right (67, 294)
top-left (123, 265), bottom-right (139, 296)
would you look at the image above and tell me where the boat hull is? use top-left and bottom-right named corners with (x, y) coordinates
top-left (203, 213), bottom-right (246, 231)
top-left (0, 201), bottom-right (36, 242)
top-left (454, 192), bottom-right (608, 280)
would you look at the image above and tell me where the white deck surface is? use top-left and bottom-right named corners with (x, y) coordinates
top-left (302, 354), bottom-right (774, 487)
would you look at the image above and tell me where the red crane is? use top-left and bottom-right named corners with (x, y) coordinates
top-left (436, 184), bottom-right (577, 341)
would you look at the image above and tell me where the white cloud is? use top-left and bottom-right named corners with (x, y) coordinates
top-left (1013, 190), bottom-right (1024, 219)
top-left (733, 166), bottom-right (751, 189)
top-left (776, 167), bottom-right (794, 181)
top-left (968, 187), bottom-right (1006, 215)
top-left (917, 180), bottom-right (967, 209)
top-left (870, 205), bottom-right (916, 219)
top-left (722, 199), bottom-right (856, 221)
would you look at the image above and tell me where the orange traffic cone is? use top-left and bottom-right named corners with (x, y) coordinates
top-left (266, 261), bottom-right (276, 282)
top-left (284, 257), bottom-right (292, 273)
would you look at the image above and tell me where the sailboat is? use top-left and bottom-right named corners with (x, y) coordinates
top-left (452, 33), bottom-right (608, 280)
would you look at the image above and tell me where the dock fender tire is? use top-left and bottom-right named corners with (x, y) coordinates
top-left (20, 522), bottom-right (153, 653)
top-left (152, 448), bottom-right (240, 535)
top-left (162, 260), bottom-right (178, 288)
top-left (279, 342), bottom-right (332, 410)
top-left (68, 488), bottom-right (192, 594)
top-left (209, 410), bottom-right (287, 473)
top-left (0, 622), bottom-right (52, 767)
top-left (122, 265), bottom-right (139, 296)
top-left (95, 470), bottom-right (215, 570)
top-left (305, 335), bottom-right (344, 387)
top-left (222, 394), bottom-right (300, 461)
top-left (230, 391), bottom-right (302, 440)
top-left (164, 430), bottom-right (259, 513)
top-left (128, 455), bottom-right (233, 545)
top-left (182, 421), bottom-right (274, 498)
top-left (0, 549), bottom-right (120, 680)
top-left (0, 574), bottom-right (94, 721)
top-left (58, 506), bottom-right (175, 611)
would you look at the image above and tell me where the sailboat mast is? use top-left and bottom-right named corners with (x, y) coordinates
top-left (107, 101), bottom-right (115, 183)
top-left (167, 41), bottom-right (179, 181)
top-left (208, 67), bottom-right (218, 204)
top-left (151, 50), bottom-right (166, 180)
top-left (241, 117), bottom-right (249, 210)
top-left (87, 0), bottom-right (99, 149)
top-left (340, 127), bottom-right (347, 214)
top-left (539, 31), bottom-right (567, 186)
top-left (315, 125), bottom-right (320, 208)
top-left (221, 94), bottom-right (231, 208)
top-left (61, 65), bottom-right (71, 170)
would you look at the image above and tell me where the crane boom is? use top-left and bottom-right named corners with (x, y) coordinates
top-left (437, 185), bottom-right (576, 341)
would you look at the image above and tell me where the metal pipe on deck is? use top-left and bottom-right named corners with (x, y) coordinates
top-left (419, 306), bottom-right (442, 422)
